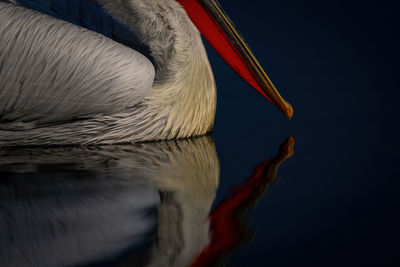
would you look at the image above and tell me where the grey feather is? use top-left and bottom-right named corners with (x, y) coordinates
top-left (0, 1), bottom-right (217, 145)
top-left (0, 3), bottom-right (154, 128)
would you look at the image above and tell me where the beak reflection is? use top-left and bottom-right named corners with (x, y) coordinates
top-left (0, 136), bottom-right (294, 266)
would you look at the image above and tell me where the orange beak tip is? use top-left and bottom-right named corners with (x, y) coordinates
top-left (286, 102), bottom-right (294, 119)
top-left (281, 101), bottom-right (293, 119)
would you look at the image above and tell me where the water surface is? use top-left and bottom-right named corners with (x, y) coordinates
top-left (1, 0), bottom-right (399, 266)
top-left (0, 136), bottom-right (294, 266)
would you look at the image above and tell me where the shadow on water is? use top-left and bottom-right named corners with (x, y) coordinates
top-left (0, 136), bottom-right (293, 267)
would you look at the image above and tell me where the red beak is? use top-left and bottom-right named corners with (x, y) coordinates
top-left (177, 0), bottom-right (293, 118)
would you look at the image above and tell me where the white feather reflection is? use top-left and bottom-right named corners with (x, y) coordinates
top-left (0, 136), bottom-right (219, 267)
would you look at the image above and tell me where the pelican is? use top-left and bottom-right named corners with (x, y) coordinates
top-left (0, 0), bottom-right (292, 145)
top-left (0, 136), bottom-right (293, 266)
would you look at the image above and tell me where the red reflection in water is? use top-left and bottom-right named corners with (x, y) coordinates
top-left (191, 137), bottom-right (295, 267)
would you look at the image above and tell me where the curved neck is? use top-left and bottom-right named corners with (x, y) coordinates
top-left (98, 0), bottom-right (218, 140)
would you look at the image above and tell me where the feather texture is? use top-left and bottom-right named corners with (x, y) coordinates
top-left (0, 0), bottom-right (217, 145)
top-left (0, 3), bottom-right (155, 128)
top-left (14, 0), bottom-right (151, 58)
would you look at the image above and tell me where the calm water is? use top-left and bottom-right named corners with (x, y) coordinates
top-left (0, 136), bottom-right (294, 267)
top-left (1, 0), bottom-right (399, 266)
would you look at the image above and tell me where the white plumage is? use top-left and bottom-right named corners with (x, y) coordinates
top-left (0, 0), bottom-right (217, 145)
top-left (0, 3), bottom-right (154, 127)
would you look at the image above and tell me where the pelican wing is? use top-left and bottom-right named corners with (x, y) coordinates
top-left (9, 0), bottom-right (151, 55)
top-left (0, 2), bottom-right (155, 128)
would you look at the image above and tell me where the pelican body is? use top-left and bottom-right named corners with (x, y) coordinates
top-left (0, 0), bottom-right (292, 145)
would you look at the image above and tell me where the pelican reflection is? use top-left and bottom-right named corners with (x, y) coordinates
top-left (0, 136), bottom-right (293, 267)
top-left (0, 136), bottom-right (219, 267)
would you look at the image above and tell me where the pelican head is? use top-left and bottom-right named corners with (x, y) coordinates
top-left (99, 0), bottom-right (292, 117)
top-left (177, 0), bottom-right (293, 118)
top-left (0, 0), bottom-right (292, 145)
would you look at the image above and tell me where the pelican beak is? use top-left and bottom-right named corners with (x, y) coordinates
top-left (177, 0), bottom-right (293, 118)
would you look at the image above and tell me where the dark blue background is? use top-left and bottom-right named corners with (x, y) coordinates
top-left (1, 1), bottom-right (398, 266)
top-left (209, 0), bottom-right (400, 266)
